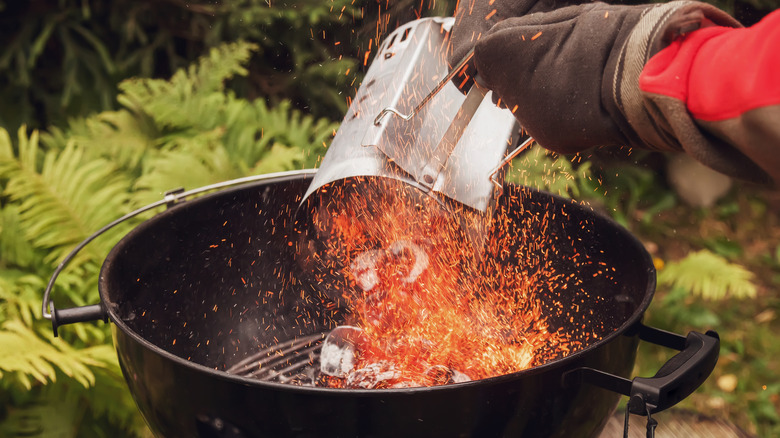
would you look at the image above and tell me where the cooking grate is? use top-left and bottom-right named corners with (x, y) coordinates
top-left (225, 333), bottom-right (324, 384)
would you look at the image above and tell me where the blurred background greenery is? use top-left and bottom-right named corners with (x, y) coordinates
top-left (0, 0), bottom-right (777, 436)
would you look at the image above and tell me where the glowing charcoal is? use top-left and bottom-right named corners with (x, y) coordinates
top-left (387, 240), bottom-right (429, 284)
top-left (320, 326), bottom-right (367, 378)
top-left (301, 177), bottom-right (590, 389)
top-left (424, 365), bottom-right (471, 385)
top-left (344, 361), bottom-right (409, 389)
top-left (350, 250), bottom-right (385, 292)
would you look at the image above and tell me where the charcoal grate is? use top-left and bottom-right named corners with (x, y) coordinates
top-left (225, 333), bottom-right (324, 384)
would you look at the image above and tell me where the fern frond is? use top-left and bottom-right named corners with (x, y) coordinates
top-left (227, 99), bottom-right (334, 169)
top-left (290, 58), bottom-right (359, 114)
top-left (0, 269), bottom-right (44, 326)
top-left (118, 41), bottom-right (258, 131)
top-left (0, 127), bottom-right (132, 267)
top-left (251, 143), bottom-right (306, 175)
top-left (133, 130), bottom-right (239, 205)
top-left (507, 144), bottom-right (587, 198)
top-left (42, 111), bottom-right (158, 172)
top-left (262, 100), bottom-right (336, 151)
top-left (0, 320), bottom-right (101, 389)
top-left (0, 205), bottom-right (38, 269)
top-left (658, 250), bottom-right (758, 300)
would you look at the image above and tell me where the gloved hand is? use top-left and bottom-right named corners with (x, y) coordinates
top-left (448, 0), bottom-right (590, 89)
top-left (469, 1), bottom-right (740, 154)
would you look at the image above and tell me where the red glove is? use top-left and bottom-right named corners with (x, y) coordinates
top-left (640, 9), bottom-right (780, 185)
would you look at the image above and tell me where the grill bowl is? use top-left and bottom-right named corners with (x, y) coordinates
top-left (93, 171), bottom-right (710, 438)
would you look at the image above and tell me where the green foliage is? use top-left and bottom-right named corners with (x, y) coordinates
top-left (214, 0), bottom-right (363, 116)
top-left (117, 41), bottom-right (337, 203)
top-left (0, 40), bottom-right (333, 436)
top-left (0, 206), bottom-right (37, 270)
top-left (581, 160), bottom-right (676, 227)
top-left (507, 146), bottom-right (676, 229)
top-left (0, 127), bottom-right (132, 268)
top-left (0, 269), bottom-right (45, 327)
top-left (0, 0), bottom-right (364, 131)
top-left (117, 42), bottom-right (257, 130)
top-left (658, 250), bottom-right (758, 300)
top-left (0, 320), bottom-right (104, 390)
top-left (506, 144), bottom-right (592, 198)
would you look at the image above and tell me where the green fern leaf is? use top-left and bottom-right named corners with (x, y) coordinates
top-left (0, 320), bottom-right (99, 389)
top-left (507, 144), bottom-right (586, 198)
top-left (658, 250), bottom-right (758, 300)
top-left (239, 99), bottom-right (334, 167)
top-left (42, 110), bottom-right (158, 172)
top-left (0, 205), bottom-right (38, 269)
top-left (133, 129), bottom-right (239, 204)
top-left (251, 143), bottom-right (305, 175)
top-left (0, 270), bottom-right (44, 326)
top-left (0, 127), bottom-right (132, 267)
top-left (118, 41), bottom-right (258, 131)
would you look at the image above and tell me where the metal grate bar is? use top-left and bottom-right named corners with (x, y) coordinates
top-left (226, 333), bottom-right (324, 382)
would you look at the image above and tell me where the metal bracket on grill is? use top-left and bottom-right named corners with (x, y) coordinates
top-left (164, 187), bottom-right (186, 208)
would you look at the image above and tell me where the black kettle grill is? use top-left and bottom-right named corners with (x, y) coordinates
top-left (43, 170), bottom-right (719, 438)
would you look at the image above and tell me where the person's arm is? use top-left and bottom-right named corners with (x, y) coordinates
top-left (450, 1), bottom-right (780, 186)
top-left (639, 9), bottom-right (780, 184)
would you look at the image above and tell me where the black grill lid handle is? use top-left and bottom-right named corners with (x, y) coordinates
top-left (42, 170), bottom-right (317, 337)
top-left (563, 323), bottom-right (719, 415)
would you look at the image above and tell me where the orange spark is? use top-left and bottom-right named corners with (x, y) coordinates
top-left (298, 177), bottom-right (601, 388)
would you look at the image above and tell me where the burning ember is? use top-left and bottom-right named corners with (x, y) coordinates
top-left (293, 177), bottom-right (596, 388)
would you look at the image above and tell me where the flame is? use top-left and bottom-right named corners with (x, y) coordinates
top-left (303, 178), bottom-right (590, 388)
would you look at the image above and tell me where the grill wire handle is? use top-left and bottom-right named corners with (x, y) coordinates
top-left (41, 170), bottom-right (317, 337)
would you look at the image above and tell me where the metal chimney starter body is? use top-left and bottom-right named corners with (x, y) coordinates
top-left (302, 17), bottom-right (522, 246)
